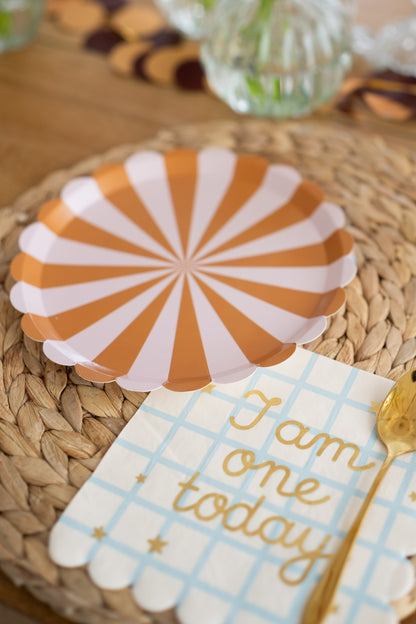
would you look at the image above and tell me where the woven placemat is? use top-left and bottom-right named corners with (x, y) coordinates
top-left (0, 120), bottom-right (415, 624)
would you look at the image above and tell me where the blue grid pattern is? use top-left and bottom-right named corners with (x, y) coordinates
top-left (54, 349), bottom-right (416, 623)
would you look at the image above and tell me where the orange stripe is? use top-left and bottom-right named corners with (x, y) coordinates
top-left (204, 229), bottom-right (354, 268)
top-left (38, 199), bottom-right (165, 261)
top-left (165, 277), bottom-right (210, 391)
top-left (258, 344), bottom-right (297, 367)
top-left (11, 253), bottom-right (165, 288)
top-left (21, 314), bottom-right (48, 342)
top-left (194, 275), bottom-right (295, 367)
top-left (199, 181), bottom-right (324, 260)
top-left (164, 149), bottom-right (198, 257)
top-left (194, 154), bottom-right (269, 257)
top-left (93, 163), bottom-right (178, 258)
top-left (75, 364), bottom-right (116, 383)
top-left (21, 276), bottom-right (168, 342)
top-left (200, 272), bottom-right (346, 318)
top-left (93, 278), bottom-right (178, 375)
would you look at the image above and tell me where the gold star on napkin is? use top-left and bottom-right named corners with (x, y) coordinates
top-left (147, 534), bottom-right (168, 554)
top-left (92, 526), bottom-right (107, 541)
top-left (201, 383), bottom-right (216, 393)
top-left (369, 401), bottom-right (381, 414)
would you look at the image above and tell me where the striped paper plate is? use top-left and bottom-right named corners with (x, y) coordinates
top-left (10, 148), bottom-right (356, 391)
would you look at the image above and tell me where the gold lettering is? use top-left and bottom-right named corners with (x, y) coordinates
top-left (230, 390), bottom-right (281, 430)
top-left (275, 419), bottom-right (310, 445)
top-left (254, 460), bottom-right (291, 489)
top-left (310, 433), bottom-right (375, 471)
top-left (257, 515), bottom-right (295, 544)
top-left (194, 493), bottom-right (228, 521)
top-left (223, 449), bottom-right (329, 505)
top-left (275, 419), bottom-right (374, 472)
top-left (281, 525), bottom-right (313, 550)
top-left (174, 474), bottom-right (228, 521)
top-left (173, 472), bottom-right (201, 512)
top-left (279, 535), bottom-right (332, 585)
top-left (172, 475), bottom-right (331, 586)
top-left (222, 496), bottom-right (266, 534)
top-left (293, 479), bottom-right (329, 505)
top-left (223, 449), bottom-right (256, 476)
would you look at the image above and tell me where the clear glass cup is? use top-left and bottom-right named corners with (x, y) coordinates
top-left (201, 0), bottom-right (354, 118)
top-left (0, 0), bottom-right (44, 52)
top-left (154, 0), bottom-right (217, 40)
top-left (371, 4), bottom-right (416, 76)
top-left (352, 1), bottom-right (416, 76)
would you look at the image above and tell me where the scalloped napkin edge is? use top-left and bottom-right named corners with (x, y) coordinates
top-left (49, 348), bottom-right (416, 624)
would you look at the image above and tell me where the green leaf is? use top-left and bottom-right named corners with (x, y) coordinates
top-left (246, 75), bottom-right (266, 102)
top-left (0, 12), bottom-right (12, 37)
top-left (273, 78), bottom-right (281, 101)
top-left (201, 0), bottom-right (217, 10)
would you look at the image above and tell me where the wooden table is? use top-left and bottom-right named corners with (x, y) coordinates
top-left (0, 1), bottom-right (415, 622)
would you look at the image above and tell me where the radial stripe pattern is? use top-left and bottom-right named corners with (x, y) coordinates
top-left (10, 148), bottom-right (356, 391)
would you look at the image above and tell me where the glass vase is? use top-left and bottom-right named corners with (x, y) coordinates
top-left (154, 0), bottom-right (217, 40)
top-left (201, 0), bottom-right (354, 118)
top-left (0, 0), bottom-right (44, 52)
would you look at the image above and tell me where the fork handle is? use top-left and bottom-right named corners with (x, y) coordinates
top-left (302, 452), bottom-right (395, 624)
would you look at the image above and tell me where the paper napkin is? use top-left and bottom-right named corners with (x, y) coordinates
top-left (49, 348), bottom-right (416, 624)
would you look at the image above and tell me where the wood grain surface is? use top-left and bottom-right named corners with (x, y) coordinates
top-left (0, 1), bottom-right (415, 622)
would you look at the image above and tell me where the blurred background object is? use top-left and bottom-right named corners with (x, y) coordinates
top-left (0, 0), bottom-right (43, 52)
top-left (200, 0), bottom-right (355, 118)
top-left (154, 0), bottom-right (216, 40)
top-left (353, 0), bottom-right (416, 75)
top-left (39, 0), bottom-right (416, 117)
top-left (337, 69), bottom-right (416, 121)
